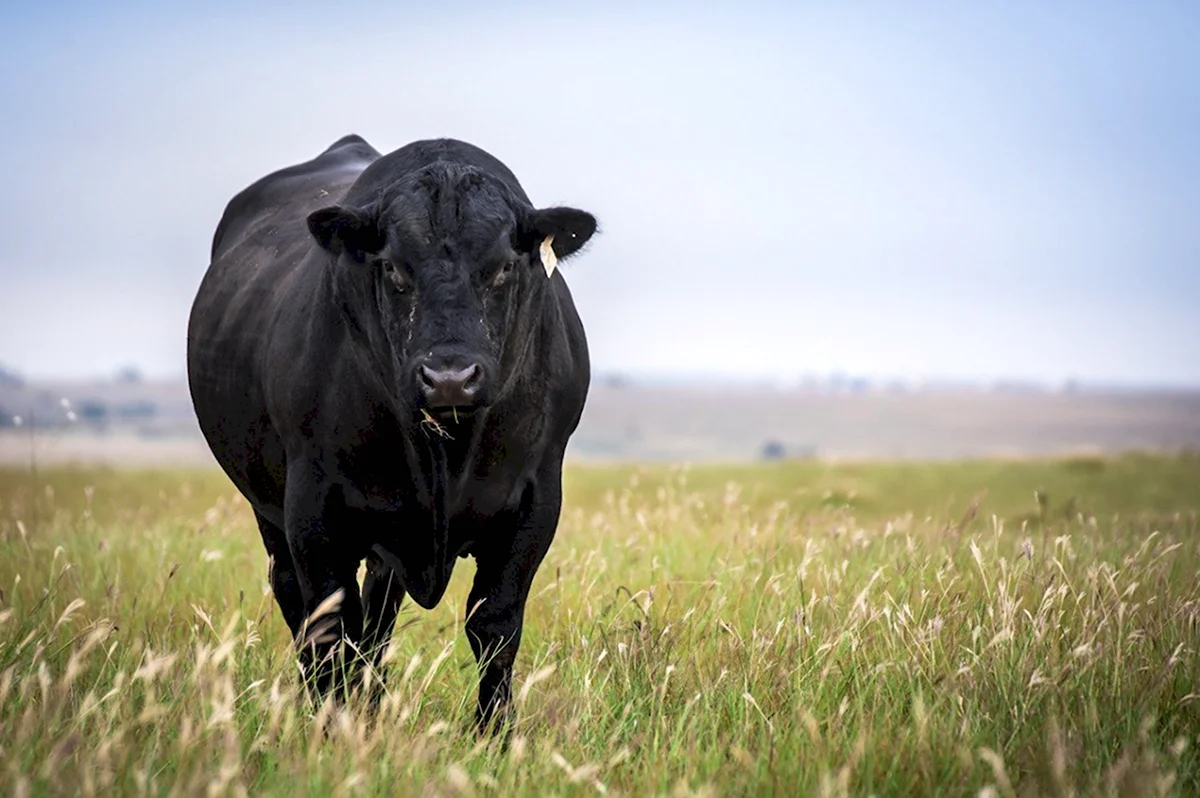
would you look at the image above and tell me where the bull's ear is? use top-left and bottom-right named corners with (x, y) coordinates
top-left (526, 206), bottom-right (597, 260)
top-left (306, 205), bottom-right (383, 258)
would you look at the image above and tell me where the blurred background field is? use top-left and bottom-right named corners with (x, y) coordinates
top-left (3, 373), bottom-right (1199, 467)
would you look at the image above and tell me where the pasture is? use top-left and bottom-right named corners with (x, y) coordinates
top-left (1, 454), bottom-right (1199, 796)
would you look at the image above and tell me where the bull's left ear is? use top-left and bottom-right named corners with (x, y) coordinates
top-left (307, 204), bottom-right (383, 259)
top-left (527, 206), bottom-right (597, 260)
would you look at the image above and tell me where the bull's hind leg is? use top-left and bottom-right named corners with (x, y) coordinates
top-left (254, 510), bottom-right (305, 638)
top-left (359, 551), bottom-right (406, 701)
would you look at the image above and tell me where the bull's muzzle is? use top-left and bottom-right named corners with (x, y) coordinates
top-left (419, 362), bottom-right (483, 409)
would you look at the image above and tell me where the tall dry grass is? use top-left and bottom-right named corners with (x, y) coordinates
top-left (1, 456), bottom-right (1198, 796)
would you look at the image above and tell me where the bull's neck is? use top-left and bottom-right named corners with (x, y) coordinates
top-left (493, 277), bottom-right (562, 402)
top-left (312, 260), bottom-right (404, 410)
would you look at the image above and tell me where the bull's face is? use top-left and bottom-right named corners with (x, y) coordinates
top-left (306, 163), bottom-right (595, 420)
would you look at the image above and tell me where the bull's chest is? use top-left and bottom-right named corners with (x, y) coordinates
top-left (341, 475), bottom-right (523, 609)
top-left (342, 474), bottom-right (523, 549)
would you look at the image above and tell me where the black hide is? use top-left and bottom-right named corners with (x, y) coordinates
top-left (187, 134), bottom-right (596, 731)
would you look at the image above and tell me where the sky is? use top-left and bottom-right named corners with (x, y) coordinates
top-left (0, 0), bottom-right (1197, 387)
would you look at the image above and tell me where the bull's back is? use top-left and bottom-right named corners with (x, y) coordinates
top-left (187, 135), bottom-right (380, 511)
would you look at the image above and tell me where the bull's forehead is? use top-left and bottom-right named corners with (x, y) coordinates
top-left (383, 166), bottom-right (518, 263)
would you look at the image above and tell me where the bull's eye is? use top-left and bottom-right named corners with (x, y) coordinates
top-left (494, 260), bottom-right (517, 285)
top-left (377, 259), bottom-right (410, 293)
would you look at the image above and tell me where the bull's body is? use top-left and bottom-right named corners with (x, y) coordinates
top-left (186, 134), bottom-right (595, 727)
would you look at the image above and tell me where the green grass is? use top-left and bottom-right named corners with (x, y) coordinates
top-left (1, 453), bottom-right (1199, 796)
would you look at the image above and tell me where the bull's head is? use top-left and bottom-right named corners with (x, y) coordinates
top-left (306, 162), bottom-right (595, 420)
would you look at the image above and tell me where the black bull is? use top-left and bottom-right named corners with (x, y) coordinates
top-left (186, 134), bottom-right (597, 731)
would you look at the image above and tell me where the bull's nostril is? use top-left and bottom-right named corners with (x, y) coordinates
top-left (419, 362), bottom-right (484, 406)
top-left (461, 364), bottom-right (481, 393)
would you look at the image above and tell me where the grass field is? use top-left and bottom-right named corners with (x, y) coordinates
top-left (1, 454), bottom-right (1199, 796)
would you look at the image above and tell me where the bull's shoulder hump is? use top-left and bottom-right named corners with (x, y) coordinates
top-left (321, 133), bottom-right (378, 157)
top-left (210, 134), bottom-right (382, 260)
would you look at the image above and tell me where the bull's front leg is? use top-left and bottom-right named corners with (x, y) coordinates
top-left (359, 551), bottom-right (406, 703)
top-left (464, 471), bottom-right (562, 736)
top-left (284, 466), bottom-right (365, 702)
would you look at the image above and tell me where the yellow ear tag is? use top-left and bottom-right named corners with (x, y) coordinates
top-left (540, 235), bottom-right (557, 278)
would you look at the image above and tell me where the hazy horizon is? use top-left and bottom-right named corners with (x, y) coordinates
top-left (2, 1), bottom-right (1197, 387)
top-left (5, 362), bottom-right (1200, 393)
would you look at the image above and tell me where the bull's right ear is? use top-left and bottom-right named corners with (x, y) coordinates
top-left (307, 205), bottom-right (383, 258)
top-left (526, 206), bottom-right (598, 260)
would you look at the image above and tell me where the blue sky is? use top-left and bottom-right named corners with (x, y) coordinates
top-left (0, 1), bottom-right (1197, 386)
